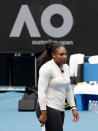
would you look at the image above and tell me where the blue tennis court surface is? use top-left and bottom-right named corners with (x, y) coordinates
top-left (0, 91), bottom-right (98, 131)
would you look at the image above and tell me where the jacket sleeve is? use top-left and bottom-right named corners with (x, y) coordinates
top-left (38, 64), bottom-right (51, 110)
top-left (66, 84), bottom-right (76, 107)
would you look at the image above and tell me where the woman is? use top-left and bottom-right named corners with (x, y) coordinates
top-left (36, 42), bottom-right (79, 131)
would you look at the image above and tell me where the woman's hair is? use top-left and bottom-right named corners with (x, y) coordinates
top-left (37, 41), bottom-right (65, 69)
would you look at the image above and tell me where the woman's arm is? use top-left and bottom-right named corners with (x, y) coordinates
top-left (38, 64), bottom-right (51, 124)
top-left (66, 84), bottom-right (76, 107)
top-left (66, 85), bottom-right (79, 122)
top-left (38, 65), bottom-right (51, 110)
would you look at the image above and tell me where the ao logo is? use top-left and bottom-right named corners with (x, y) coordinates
top-left (10, 4), bottom-right (73, 38)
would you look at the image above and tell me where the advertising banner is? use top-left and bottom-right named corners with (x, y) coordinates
top-left (0, 0), bottom-right (98, 55)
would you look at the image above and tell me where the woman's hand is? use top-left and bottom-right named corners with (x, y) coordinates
top-left (39, 110), bottom-right (47, 126)
top-left (72, 109), bottom-right (79, 122)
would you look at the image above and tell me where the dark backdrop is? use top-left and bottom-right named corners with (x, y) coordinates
top-left (0, 0), bottom-right (98, 56)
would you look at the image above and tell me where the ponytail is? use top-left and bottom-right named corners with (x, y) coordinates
top-left (37, 41), bottom-right (65, 69)
top-left (37, 42), bottom-right (55, 69)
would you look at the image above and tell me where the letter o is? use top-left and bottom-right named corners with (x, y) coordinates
top-left (41, 4), bottom-right (73, 38)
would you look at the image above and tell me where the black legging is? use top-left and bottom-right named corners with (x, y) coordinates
top-left (35, 102), bottom-right (65, 131)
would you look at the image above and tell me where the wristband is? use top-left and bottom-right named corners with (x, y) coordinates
top-left (71, 107), bottom-right (77, 111)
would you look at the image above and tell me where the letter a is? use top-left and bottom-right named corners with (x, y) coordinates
top-left (10, 5), bottom-right (41, 37)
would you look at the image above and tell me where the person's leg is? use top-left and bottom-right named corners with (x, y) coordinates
top-left (61, 111), bottom-right (65, 126)
top-left (45, 106), bottom-right (64, 131)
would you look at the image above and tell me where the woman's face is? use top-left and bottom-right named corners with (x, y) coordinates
top-left (52, 46), bottom-right (67, 66)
